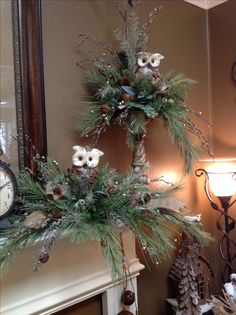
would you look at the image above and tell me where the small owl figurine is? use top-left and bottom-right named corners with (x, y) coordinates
top-left (71, 145), bottom-right (104, 186)
top-left (136, 52), bottom-right (164, 85)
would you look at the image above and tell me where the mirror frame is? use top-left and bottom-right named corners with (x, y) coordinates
top-left (12, 0), bottom-right (47, 170)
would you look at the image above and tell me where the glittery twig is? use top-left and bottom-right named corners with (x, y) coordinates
top-left (142, 5), bottom-right (162, 31)
top-left (77, 34), bottom-right (120, 65)
top-left (112, 0), bottom-right (128, 38)
top-left (151, 176), bottom-right (175, 186)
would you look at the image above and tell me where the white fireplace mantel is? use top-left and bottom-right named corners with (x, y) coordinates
top-left (0, 231), bottom-right (144, 315)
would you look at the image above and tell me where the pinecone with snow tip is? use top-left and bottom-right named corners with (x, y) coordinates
top-left (38, 251), bottom-right (50, 264)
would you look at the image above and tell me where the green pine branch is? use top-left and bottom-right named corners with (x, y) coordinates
top-left (161, 72), bottom-right (196, 102)
top-left (0, 157), bottom-right (212, 278)
top-left (0, 229), bottom-right (45, 273)
top-left (78, 103), bottom-right (104, 136)
top-left (129, 111), bottom-right (147, 135)
top-left (94, 224), bottom-right (123, 278)
top-left (160, 104), bottom-right (200, 174)
top-left (130, 213), bottom-right (174, 264)
top-left (151, 178), bottom-right (183, 199)
top-left (157, 207), bottom-right (213, 246)
top-left (18, 171), bottom-right (46, 201)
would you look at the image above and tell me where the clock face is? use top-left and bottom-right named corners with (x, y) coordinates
top-left (0, 163), bottom-right (17, 219)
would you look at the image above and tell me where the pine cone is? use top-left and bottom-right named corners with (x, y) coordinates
top-left (50, 208), bottom-right (62, 219)
top-left (53, 186), bottom-right (63, 196)
top-left (100, 105), bottom-right (111, 114)
top-left (71, 165), bottom-right (84, 176)
top-left (39, 252), bottom-right (49, 264)
top-left (143, 193), bottom-right (152, 203)
top-left (121, 290), bottom-right (135, 306)
top-left (46, 182), bottom-right (65, 200)
top-left (122, 76), bottom-right (131, 86)
top-left (71, 165), bottom-right (98, 187)
top-left (87, 167), bottom-right (98, 187)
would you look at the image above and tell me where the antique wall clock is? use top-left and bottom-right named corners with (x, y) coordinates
top-left (0, 160), bottom-right (18, 219)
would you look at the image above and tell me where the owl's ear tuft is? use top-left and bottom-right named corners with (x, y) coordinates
top-left (72, 145), bottom-right (81, 152)
top-left (91, 149), bottom-right (104, 157)
top-left (152, 53), bottom-right (164, 60)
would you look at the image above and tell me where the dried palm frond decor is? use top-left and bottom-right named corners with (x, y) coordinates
top-left (0, 1), bottom-right (212, 280)
top-left (211, 292), bottom-right (236, 315)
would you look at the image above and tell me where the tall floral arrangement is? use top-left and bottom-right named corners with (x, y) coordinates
top-left (78, 2), bottom-right (210, 177)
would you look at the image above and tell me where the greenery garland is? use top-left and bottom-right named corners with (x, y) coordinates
top-left (0, 157), bottom-right (212, 278)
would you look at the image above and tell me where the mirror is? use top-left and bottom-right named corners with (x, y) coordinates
top-left (0, 0), bottom-right (47, 171)
top-left (0, 0), bottom-right (18, 170)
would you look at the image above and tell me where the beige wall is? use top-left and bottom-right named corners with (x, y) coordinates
top-left (209, 0), bottom-right (236, 157)
top-left (189, 1), bottom-right (236, 298)
top-left (207, 0), bottom-right (236, 293)
top-left (42, 0), bottom-right (131, 170)
top-left (42, 1), bottom-right (235, 315)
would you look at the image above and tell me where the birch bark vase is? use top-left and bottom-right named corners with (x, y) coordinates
top-left (131, 133), bottom-right (149, 185)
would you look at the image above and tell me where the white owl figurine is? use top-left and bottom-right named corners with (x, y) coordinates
top-left (71, 145), bottom-right (104, 186)
top-left (224, 273), bottom-right (236, 300)
top-left (137, 52), bottom-right (164, 84)
top-left (72, 145), bottom-right (104, 168)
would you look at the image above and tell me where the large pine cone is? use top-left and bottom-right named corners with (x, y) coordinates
top-left (86, 168), bottom-right (98, 187)
top-left (71, 165), bottom-right (84, 176)
top-left (71, 165), bottom-right (98, 187)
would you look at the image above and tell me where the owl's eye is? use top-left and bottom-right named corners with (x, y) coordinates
top-left (151, 59), bottom-right (155, 64)
top-left (142, 58), bottom-right (146, 63)
top-left (88, 157), bottom-right (93, 161)
top-left (78, 156), bottom-right (83, 161)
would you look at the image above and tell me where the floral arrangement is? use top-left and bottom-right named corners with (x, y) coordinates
top-left (78, 2), bottom-right (210, 176)
top-left (0, 150), bottom-right (211, 278)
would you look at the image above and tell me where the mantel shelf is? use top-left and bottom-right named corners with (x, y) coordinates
top-left (1, 231), bottom-right (144, 315)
